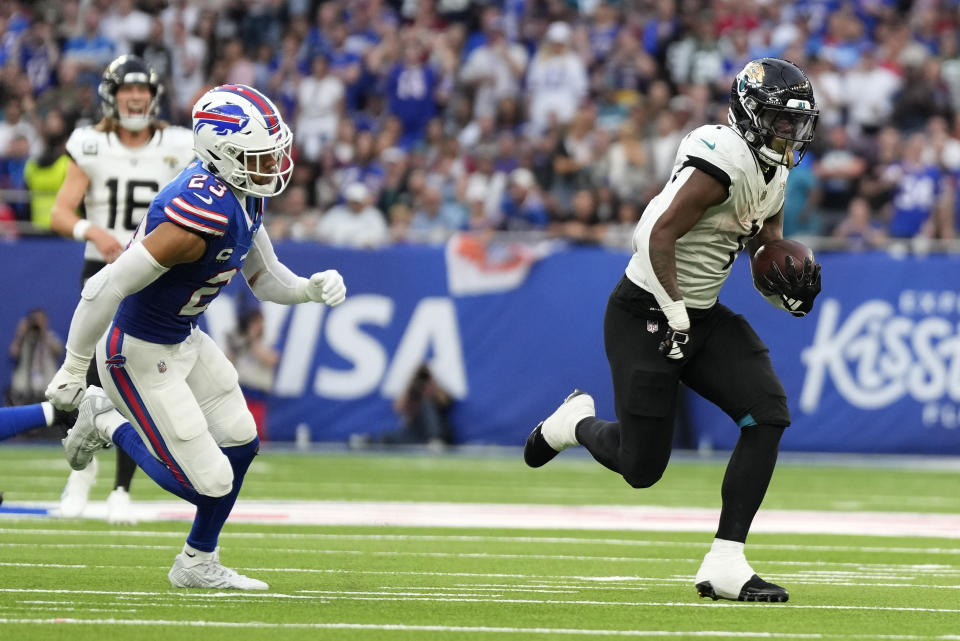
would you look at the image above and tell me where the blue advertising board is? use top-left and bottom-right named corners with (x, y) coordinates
top-left (2, 238), bottom-right (959, 455)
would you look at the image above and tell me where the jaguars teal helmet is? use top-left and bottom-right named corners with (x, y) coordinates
top-left (728, 58), bottom-right (818, 168)
top-left (98, 55), bottom-right (162, 132)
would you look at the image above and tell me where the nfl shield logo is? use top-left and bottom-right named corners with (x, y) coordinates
top-left (157, 361), bottom-right (167, 374)
top-left (646, 320), bottom-right (659, 333)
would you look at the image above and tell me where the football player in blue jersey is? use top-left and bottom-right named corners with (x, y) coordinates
top-left (45, 84), bottom-right (347, 590)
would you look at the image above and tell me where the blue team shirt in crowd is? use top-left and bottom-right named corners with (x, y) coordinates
top-left (888, 164), bottom-right (942, 238)
top-left (114, 160), bottom-right (263, 344)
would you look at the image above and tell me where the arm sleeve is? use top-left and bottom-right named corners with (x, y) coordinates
top-left (63, 242), bottom-right (169, 365)
top-left (241, 227), bottom-right (310, 304)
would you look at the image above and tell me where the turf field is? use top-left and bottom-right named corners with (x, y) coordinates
top-left (1, 446), bottom-right (959, 640)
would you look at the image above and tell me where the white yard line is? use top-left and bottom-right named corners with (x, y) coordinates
top-left (2, 587), bottom-right (960, 614)
top-left (0, 617), bottom-right (958, 639)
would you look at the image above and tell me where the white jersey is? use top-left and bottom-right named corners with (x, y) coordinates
top-left (626, 124), bottom-right (788, 309)
top-left (66, 125), bottom-right (195, 262)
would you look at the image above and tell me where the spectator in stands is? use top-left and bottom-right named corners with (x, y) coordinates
top-left (892, 58), bottom-right (953, 133)
top-left (386, 32), bottom-right (442, 149)
top-left (815, 125), bottom-right (868, 232)
top-left (268, 184), bottom-right (322, 241)
top-left (0, 96), bottom-right (39, 157)
top-left (337, 130), bottom-right (385, 203)
top-left (526, 21), bottom-right (588, 134)
top-left (782, 150), bottom-right (821, 238)
top-left (410, 183), bottom-right (467, 242)
top-left (603, 120), bottom-right (653, 207)
top-left (377, 146), bottom-right (410, 213)
top-left (15, 19), bottom-right (58, 96)
top-left (666, 14), bottom-right (724, 88)
top-left (886, 133), bottom-right (951, 239)
top-left (845, 48), bottom-right (902, 136)
top-left (0, 132), bottom-right (30, 220)
top-left (36, 60), bottom-right (97, 125)
top-left (647, 110), bottom-right (684, 185)
top-left (833, 196), bottom-right (888, 250)
top-left (295, 54), bottom-right (344, 163)
top-left (500, 167), bottom-right (549, 231)
top-left (317, 183), bottom-right (389, 248)
top-left (858, 126), bottom-right (902, 214)
top-left (23, 109), bottom-right (68, 230)
top-left (101, 0), bottom-right (152, 57)
top-left (552, 103), bottom-right (601, 198)
top-left (7, 308), bottom-right (62, 406)
top-left (61, 6), bottom-right (115, 88)
top-left (168, 19), bottom-right (207, 121)
top-left (459, 16), bottom-right (527, 120)
top-left (226, 309), bottom-right (278, 443)
top-left (553, 188), bottom-right (606, 245)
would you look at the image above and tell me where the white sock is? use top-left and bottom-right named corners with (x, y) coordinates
top-left (709, 538), bottom-right (745, 557)
top-left (94, 409), bottom-right (127, 439)
top-left (41, 401), bottom-right (54, 426)
top-left (181, 543), bottom-right (214, 566)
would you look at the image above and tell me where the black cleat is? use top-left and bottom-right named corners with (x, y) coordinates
top-left (523, 423), bottom-right (559, 468)
top-left (696, 574), bottom-right (789, 603)
top-left (51, 407), bottom-right (79, 438)
top-left (523, 390), bottom-right (591, 468)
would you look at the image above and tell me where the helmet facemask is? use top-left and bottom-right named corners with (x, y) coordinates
top-left (729, 59), bottom-right (819, 169)
top-left (218, 123), bottom-right (294, 197)
top-left (747, 99), bottom-right (818, 168)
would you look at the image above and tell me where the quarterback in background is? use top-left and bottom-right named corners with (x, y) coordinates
top-left (524, 59), bottom-right (822, 602)
top-left (49, 55), bottom-right (195, 524)
top-left (47, 84), bottom-right (347, 590)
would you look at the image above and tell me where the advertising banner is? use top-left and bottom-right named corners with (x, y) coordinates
top-left (2, 239), bottom-right (958, 454)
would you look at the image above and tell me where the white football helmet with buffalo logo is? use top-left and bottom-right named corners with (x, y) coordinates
top-left (191, 84), bottom-right (293, 197)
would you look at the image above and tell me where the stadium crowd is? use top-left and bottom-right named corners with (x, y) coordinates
top-left (2, 0), bottom-right (960, 249)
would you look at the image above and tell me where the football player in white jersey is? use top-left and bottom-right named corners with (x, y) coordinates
top-left (49, 55), bottom-right (195, 524)
top-left (524, 59), bottom-right (822, 603)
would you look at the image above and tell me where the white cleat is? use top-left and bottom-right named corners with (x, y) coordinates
top-left (106, 487), bottom-right (137, 525)
top-left (62, 386), bottom-right (115, 471)
top-left (540, 390), bottom-right (595, 451)
top-left (59, 457), bottom-right (98, 518)
top-left (524, 390), bottom-right (596, 468)
top-left (169, 547), bottom-right (268, 590)
top-left (694, 546), bottom-right (788, 602)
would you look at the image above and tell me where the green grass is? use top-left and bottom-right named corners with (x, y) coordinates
top-left (1, 446), bottom-right (958, 640)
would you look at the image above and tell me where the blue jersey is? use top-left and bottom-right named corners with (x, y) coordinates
top-left (114, 160), bottom-right (262, 343)
top-left (888, 164), bottom-right (942, 238)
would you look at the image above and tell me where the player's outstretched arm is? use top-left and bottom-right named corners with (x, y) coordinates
top-left (242, 227), bottom-right (346, 307)
top-left (49, 159), bottom-right (124, 263)
top-left (45, 223), bottom-right (201, 410)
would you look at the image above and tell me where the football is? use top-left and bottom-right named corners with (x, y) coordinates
top-left (752, 239), bottom-right (815, 294)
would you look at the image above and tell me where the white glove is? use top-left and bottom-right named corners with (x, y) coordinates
top-left (306, 270), bottom-right (346, 306)
top-left (46, 355), bottom-right (88, 410)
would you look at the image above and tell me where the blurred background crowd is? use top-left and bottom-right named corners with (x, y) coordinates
top-left (3, 0), bottom-right (960, 251)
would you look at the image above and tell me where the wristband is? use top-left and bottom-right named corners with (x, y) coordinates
top-left (72, 219), bottom-right (92, 241)
top-left (661, 299), bottom-right (690, 331)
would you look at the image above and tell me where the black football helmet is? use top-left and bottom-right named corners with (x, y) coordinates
top-left (728, 58), bottom-right (818, 168)
top-left (98, 55), bottom-right (162, 132)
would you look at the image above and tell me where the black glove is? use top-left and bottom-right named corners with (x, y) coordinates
top-left (762, 255), bottom-right (822, 317)
top-left (658, 327), bottom-right (690, 361)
